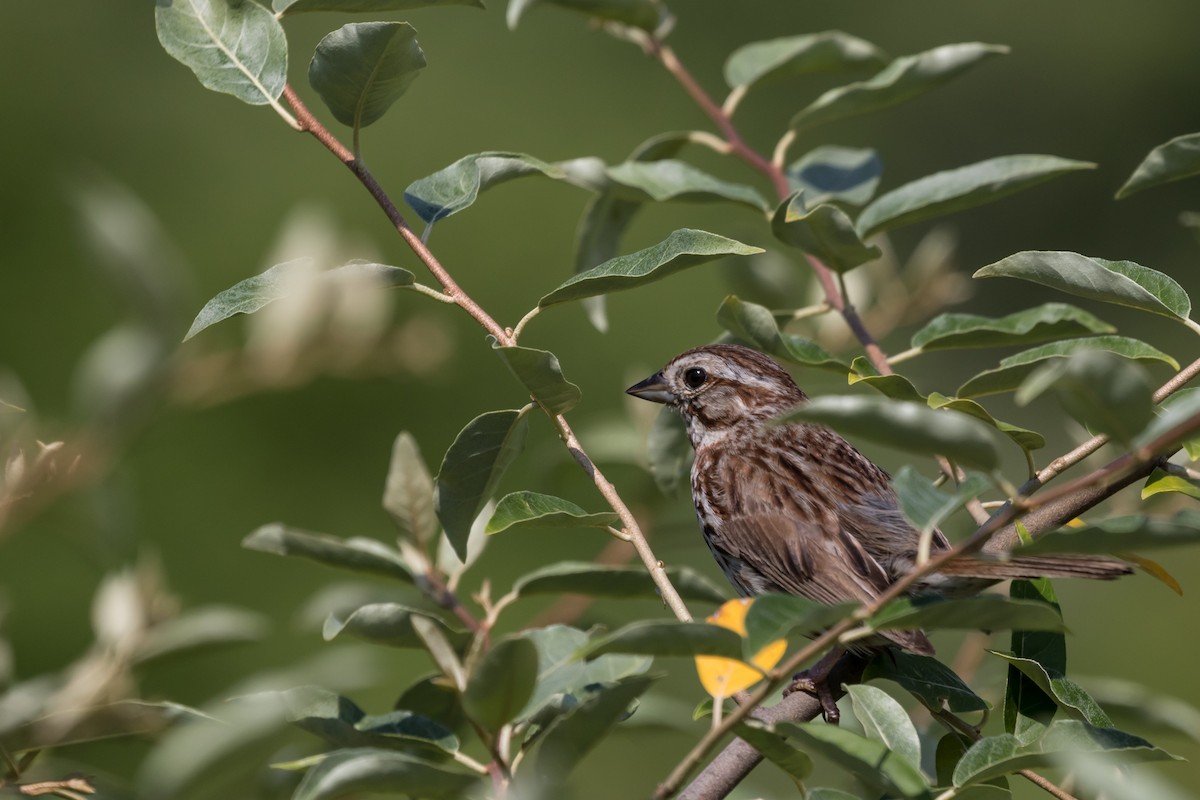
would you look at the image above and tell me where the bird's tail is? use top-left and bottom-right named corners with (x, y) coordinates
top-left (936, 554), bottom-right (1132, 581)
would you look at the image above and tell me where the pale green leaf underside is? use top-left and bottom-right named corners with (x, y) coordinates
top-left (276, 0), bottom-right (482, 14)
top-left (605, 159), bottom-right (769, 211)
top-left (724, 31), bottom-right (887, 90)
top-left (1117, 131), bottom-right (1200, 199)
top-left (911, 303), bottom-right (1113, 351)
top-left (493, 344), bottom-right (582, 415)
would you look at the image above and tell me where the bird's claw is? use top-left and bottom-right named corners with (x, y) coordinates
top-left (785, 669), bottom-right (840, 724)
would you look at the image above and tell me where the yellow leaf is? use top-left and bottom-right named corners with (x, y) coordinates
top-left (694, 598), bottom-right (787, 699)
top-left (1118, 551), bottom-right (1183, 596)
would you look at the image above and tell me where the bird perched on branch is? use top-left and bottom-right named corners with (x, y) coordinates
top-left (627, 343), bottom-right (1131, 721)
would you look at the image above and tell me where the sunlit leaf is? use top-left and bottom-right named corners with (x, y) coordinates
top-left (864, 650), bottom-right (989, 713)
top-left (927, 393), bottom-right (1045, 452)
top-left (717, 295), bottom-right (848, 373)
top-left (848, 357), bottom-right (924, 402)
top-left (910, 304), bottom-right (1114, 352)
top-left (974, 251), bottom-right (1191, 322)
top-left (463, 636), bottom-right (538, 733)
top-left (309, 22), bottom-right (425, 132)
top-left (382, 432), bottom-right (438, 546)
top-left (724, 31), bottom-right (887, 89)
top-left (518, 625), bottom-right (651, 719)
top-left (1117, 131), bottom-right (1200, 199)
top-left (776, 394), bottom-right (1000, 471)
top-left (775, 721), bottom-right (931, 797)
top-left (243, 523), bottom-right (413, 583)
top-left (695, 599), bottom-right (786, 699)
top-left (492, 344), bottom-right (581, 415)
top-left (292, 748), bottom-right (480, 800)
top-left (1142, 468), bottom-right (1200, 501)
top-left (434, 410), bottom-right (529, 560)
top-left (507, 0), bottom-right (665, 32)
top-left (858, 155), bottom-right (1094, 239)
top-left (771, 194), bottom-right (881, 273)
top-left (785, 146), bottom-right (883, 208)
top-left (988, 652), bottom-right (1113, 727)
top-left (846, 684), bottom-right (922, 771)
top-left (790, 43), bottom-right (1008, 131)
top-left (485, 491), bottom-right (619, 534)
top-left (156, 0), bottom-right (287, 106)
top-left (539, 229), bottom-right (763, 307)
top-left (605, 160), bottom-right (768, 211)
top-left (513, 561), bottom-right (727, 604)
top-left (1016, 350), bottom-right (1155, 444)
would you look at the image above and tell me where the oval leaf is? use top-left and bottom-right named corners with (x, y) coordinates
top-left (742, 594), bottom-right (858, 657)
top-left (717, 295), bottom-right (849, 373)
top-left (404, 152), bottom-right (582, 225)
top-left (309, 22), bottom-right (426, 131)
top-left (974, 251), bottom-right (1191, 322)
top-left (957, 336), bottom-right (1178, 399)
top-left (858, 155), bottom-right (1094, 239)
top-left (519, 625), bottom-right (651, 720)
top-left (1117, 131), bottom-right (1200, 199)
top-left (605, 160), bottom-right (768, 211)
top-left (243, 523), bottom-right (413, 583)
top-left (513, 561), bottom-right (727, 604)
top-left (911, 303), bottom-right (1114, 352)
top-left (863, 650), bottom-right (989, 713)
top-left (492, 344), bottom-right (581, 415)
top-left (848, 357), bottom-right (925, 402)
top-left (434, 410), bottom-right (529, 560)
top-left (383, 432), bottom-right (438, 546)
top-left (463, 636), bottom-right (539, 733)
top-left (1015, 350), bottom-right (1155, 444)
top-left (724, 31), bottom-right (887, 90)
top-left (277, 0), bottom-right (483, 13)
top-left (772, 195), bottom-right (881, 273)
top-left (292, 748), bottom-right (480, 800)
top-left (871, 595), bottom-right (1067, 634)
top-left (582, 620), bottom-right (744, 660)
top-left (927, 393), bottom-right (1045, 453)
top-left (323, 603), bottom-right (466, 650)
top-left (1142, 468), bottom-right (1200, 501)
top-left (846, 684), bottom-right (922, 771)
top-left (790, 42), bottom-right (1008, 131)
top-left (733, 719), bottom-right (815, 781)
top-left (485, 491), bottom-right (619, 534)
top-left (776, 721), bottom-right (931, 798)
top-left (184, 259), bottom-right (415, 341)
top-left (156, 0), bottom-right (287, 106)
top-left (786, 145), bottom-right (883, 208)
top-left (506, 0), bottom-right (664, 32)
top-left (539, 228), bottom-right (763, 307)
top-left (777, 395), bottom-right (1000, 471)
top-left (988, 652), bottom-right (1113, 727)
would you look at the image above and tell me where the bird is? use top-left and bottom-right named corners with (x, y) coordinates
top-left (626, 343), bottom-right (1131, 720)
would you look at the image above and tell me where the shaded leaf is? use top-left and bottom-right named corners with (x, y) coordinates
top-left (492, 344), bottom-right (582, 415)
top-left (858, 155), bottom-right (1094, 239)
top-left (1137, 385), bottom-right (1200, 453)
top-left (848, 356), bottom-right (924, 401)
top-left (776, 721), bottom-right (931, 797)
top-left (309, 22), bottom-right (425, 134)
top-left (412, 616), bottom-right (466, 691)
top-left (485, 491), bottom-right (619, 534)
top-left (989, 652), bottom-right (1112, 727)
top-left (957, 336), bottom-right (1178, 399)
top-left (733, 719), bottom-right (815, 780)
top-left (135, 606), bottom-right (268, 664)
top-left (322, 603), bottom-right (467, 650)
top-left (0, 700), bottom-right (211, 754)
top-left (1014, 511), bottom-right (1200, 555)
top-left (1080, 677), bottom-right (1200, 742)
top-left (277, 0), bottom-right (482, 12)
top-left (1117, 131), bottom-right (1200, 199)
top-left (777, 394), bottom-right (1000, 471)
top-left (717, 295), bottom-right (849, 373)
top-left (519, 625), bottom-right (651, 719)
top-left (507, 0), bottom-right (664, 32)
top-left (1004, 580), bottom-right (1062, 742)
top-left (1015, 350), bottom-right (1155, 444)
top-left (404, 152), bottom-right (575, 225)
top-left (974, 251), bottom-right (1191, 322)
top-left (582, 620), bottom-right (744, 660)
top-left (790, 43), bottom-right (1008, 131)
top-left (646, 406), bottom-right (691, 494)
top-left (292, 748), bottom-right (480, 800)
top-left (846, 684), bottom-right (922, 771)
top-left (926, 393), bottom-right (1045, 453)
top-left (893, 466), bottom-right (989, 538)
top-left (184, 259), bottom-right (414, 341)
top-left (771, 194), bottom-right (881, 273)
top-left (910, 303), bottom-right (1114, 352)
top-left (871, 595), bottom-right (1066, 634)
top-left (539, 229), bottom-right (763, 307)
top-left (953, 720), bottom-right (1176, 787)
top-left (513, 561), bottom-right (727, 604)
top-left (806, 790), bottom-right (866, 800)
top-left (605, 160), bottom-right (768, 211)
top-left (243, 523), bottom-right (413, 583)
top-left (786, 145), bottom-right (883, 208)
top-left (383, 432), bottom-right (438, 546)
top-left (396, 675), bottom-right (466, 733)
top-left (269, 686), bottom-right (458, 756)
top-left (464, 636), bottom-right (539, 733)
top-left (724, 31), bottom-right (887, 90)
top-left (742, 594), bottom-right (857, 656)
top-left (156, 0), bottom-right (287, 106)
top-left (864, 650), bottom-right (989, 713)
top-left (434, 410), bottom-right (529, 561)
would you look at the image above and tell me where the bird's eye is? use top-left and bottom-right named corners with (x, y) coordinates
top-left (683, 367), bottom-right (707, 389)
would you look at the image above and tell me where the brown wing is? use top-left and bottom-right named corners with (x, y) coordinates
top-left (711, 511), bottom-right (934, 655)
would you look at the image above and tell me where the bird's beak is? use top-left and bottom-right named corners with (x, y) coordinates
top-left (626, 371), bottom-right (676, 405)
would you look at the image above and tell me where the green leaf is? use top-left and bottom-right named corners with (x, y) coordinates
top-left (485, 491), bottom-right (619, 534)
top-left (322, 603), bottom-right (467, 650)
top-left (581, 620), bottom-right (744, 660)
top-left (926, 393), bottom-right (1045, 453)
top-left (1153, 388), bottom-right (1200, 459)
top-left (0, 700), bottom-right (212, 755)
top-left (974, 251), bottom-right (1191, 322)
top-left (184, 259), bottom-right (415, 341)
top-left (771, 194), bottom-right (881, 273)
top-left (871, 595), bottom-right (1067, 634)
top-left (519, 625), bottom-right (651, 720)
top-left (724, 31), bottom-right (887, 90)
top-left (806, 790), bottom-right (866, 800)
top-left (742, 594), bottom-right (857, 656)
top-left (957, 336), bottom-right (1178, 399)
top-left (785, 146), bottom-right (883, 208)
top-left (382, 432), bottom-right (438, 546)
top-left (846, 684), bottom-right (922, 772)
top-left (605, 160), bottom-right (768, 211)
top-left (513, 561), bottom-right (727, 604)
top-left (953, 721), bottom-right (1176, 787)
top-left (858, 155), bottom-right (1094, 239)
top-left (276, 0), bottom-right (483, 13)
top-left (646, 406), bottom-right (691, 494)
top-left (396, 675), bottom-right (466, 733)
top-left (404, 152), bottom-right (579, 225)
top-left (988, 652), bottom-right (1113, 727)
top-left (492, 344), bottom-right (582, 415)
top-left (1117, 131), bottom-right (1200, 198)
top-left (717, 295), bottom-right (849, 373)
top-left (308, 22), bottom-right (425, 133)
top-left (434, 410), bottom-right (529, 561)
top-left (848, 357), bottom-right (925, 401)
top-left (1003, 580), bottom-right (1062, 742)
top-left (893, 466), bottom-right (989, 537)
top-left (910, 303), bottom-right (1114, 352)
top-left (790, 42), bottom-right (1008, 131)
top-left (1015, 350), bottom-right (1155, 444)
top-left (463, 636), bottom-right (539, 733)
top-left (507, 0), bottom-right (665, 32)
top-left (732, 719), bottom-right (815, 781)
top-left (1142, 468), bottom-right (1200, 501)
top-left (776, 395), bottom-right (1000, 471)
top-left (292, 748), bottom-right (480, 800)
top-left (1014, 511), bottom-right (1200, 555)
top-left (864, 650), bottom-right (989, 713)
top-left (243, 523), bottom-right (413, 583)
top-left (539, 229), bottom-right (763, 307)
top-left (156, 0), bottom-right (287, 106)
top-left (134, 606), bottom-right (268, 664)
top-left (776, 721), bottom-right (931, 798)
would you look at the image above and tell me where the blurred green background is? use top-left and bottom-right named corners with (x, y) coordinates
top-left (2, 1), bottom-right (1200, 797)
